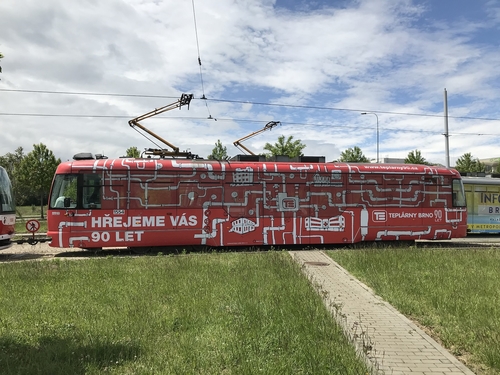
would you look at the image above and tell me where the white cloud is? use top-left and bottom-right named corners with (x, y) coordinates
top-left (0, 0), bottom-right (500, 167)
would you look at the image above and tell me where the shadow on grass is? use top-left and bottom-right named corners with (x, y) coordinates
top-left (0, 335), bottom-right (141, 375)
top-left (0, 253), bottom-right (48, 262)
top-left (48, 241), bottom-right (498, 258)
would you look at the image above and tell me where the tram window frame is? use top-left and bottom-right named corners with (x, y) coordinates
top-left (124, 172), bottom-right (178, 209)
top-left (82, 173), bottom-right (102, 209)
top-left (179, 180), bottom-right (222, 209)
top-left (0, 186), bottom-right (14, 213)
top-left (50, 174), bottom-right (78, 209)
top-left (452, 179), bottom-right (466, 207)
top-left (0, 169), bottom-right (15, 213)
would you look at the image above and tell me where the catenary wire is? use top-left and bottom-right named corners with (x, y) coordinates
top-left (1, 88), bottom-right (500, 122)
top-left (191, 0), bottom-right (213, 119)
top-left (0, 112), bottom-right (497, 137)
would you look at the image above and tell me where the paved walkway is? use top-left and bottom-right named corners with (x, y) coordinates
top-left (289, 250), bottom-right (475, 375)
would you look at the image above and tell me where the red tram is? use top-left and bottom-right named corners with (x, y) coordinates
top-left (0, 166), bottom-right (16, 250)
top-left (47, 154), bottom-right (467, 250)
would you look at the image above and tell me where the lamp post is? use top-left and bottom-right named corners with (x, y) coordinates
top-left (361, 112), bottom-right (379, 163)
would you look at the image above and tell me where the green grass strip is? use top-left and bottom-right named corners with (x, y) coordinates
top-left (0, 252), bottom-right (368, 375)
top-left (328, 247), bottom-right (500, 374)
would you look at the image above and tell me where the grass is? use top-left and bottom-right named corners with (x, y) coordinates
top-left (14, 205), bottom-right (48, 238)
top-left (0, 252), bottom-right (369, 375)
top-left (327, 247), bottom-right (500, 375)
top-left (16, 205), bottom-right (47, 219)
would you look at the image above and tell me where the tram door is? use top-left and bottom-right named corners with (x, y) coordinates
top-left (79, 172), bottom-right (107, 247)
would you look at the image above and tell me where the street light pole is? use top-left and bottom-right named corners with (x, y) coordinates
top-left (361, 112), bottom-right (379, 163)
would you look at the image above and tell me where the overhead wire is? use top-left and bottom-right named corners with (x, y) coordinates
top-left (0, 112), bottom-right (497, 137)
top-left (206, 97), bottom-right (500, 121)
top-left (191, 0), bottom-right (213, 120)
top-left (1, 87), bottom-right (500, 122)
top-left (0, 88), bottom-right (178, 99)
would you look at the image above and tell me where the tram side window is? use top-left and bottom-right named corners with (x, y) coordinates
top-left (452, 179), bottom-right (466, 207)
top-left (83, 173), bottom-right (102, 209)
top-left (0, 185), bottom-right (14, 213)
top-left (0, 190), bottom-right (14, 213)
top-left (178, 181), bottom-right (219, 208)
top-left (0, 169), bottom-right (15, 213)
top-left (50, 174), bottom-right (78, 208)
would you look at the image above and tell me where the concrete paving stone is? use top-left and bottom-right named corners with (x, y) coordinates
top-left (420, 360), bottom-right (449, 364)
top-left (389, 366), bottom-right (414, 373)
top-left (289, 250), bottom-right (476, 375)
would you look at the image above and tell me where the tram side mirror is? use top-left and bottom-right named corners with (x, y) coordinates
top-left (64, 197), bottom-right (72, 208)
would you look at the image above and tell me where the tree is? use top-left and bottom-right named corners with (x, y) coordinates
top-left (126, 146), bottom-right (141, 158)
top-left (476, 159), bottom-right (486, 173)
top-left (0, 52), bottom-right (3, 75)
top-left (0, 147), bottom-right (29, 205)
top-left (207, 140), bottom-right (230, 160)
top-left (0, 147), bottom-right (24, 178)
top-left (16, 144), bottom-right (61, 219)
top-left (338, 146), bottom-right (370, 162)
top-left (494, 158), bottom-right (500, 174)
top-left (404, 149), bottom-right (428, 165)
top-left (263, 135), bottom-right (306, 158)
top-left (454, 153), bottom-right (485, 174)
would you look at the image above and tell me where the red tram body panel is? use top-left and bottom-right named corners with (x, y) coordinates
top-left (0, 166), bottom-right (16, 250)
top-left (47, 157), bottom-right (467, 250)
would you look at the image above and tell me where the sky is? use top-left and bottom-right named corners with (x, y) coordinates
top-left (1, 0), bottom-right (500, 166)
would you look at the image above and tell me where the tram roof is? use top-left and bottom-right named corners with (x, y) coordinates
top-left (55, 157), bottom-right (461, 177)
top-left (461, 176), bottom-right (500, 185)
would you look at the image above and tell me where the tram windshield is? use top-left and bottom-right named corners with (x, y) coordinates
top-left (0, 168), bottom-right (15, 213)
top-left (453, 179), bottom-right (466, 207)
top-left (50, 174), bottom-right (78, 208)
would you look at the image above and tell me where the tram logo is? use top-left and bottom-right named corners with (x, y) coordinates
top-left (372, 210), bottom-right (387, 222)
